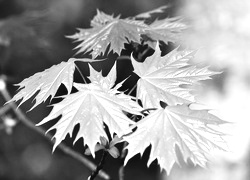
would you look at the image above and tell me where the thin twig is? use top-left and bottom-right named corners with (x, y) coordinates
top-left (0, 88), bottom-right (110, 180)
top-left (88, 150), bottom-right (108, 180)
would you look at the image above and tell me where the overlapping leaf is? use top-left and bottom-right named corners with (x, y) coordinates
top-left (6, 5), bottom-right (228, 178)
top-left (143, 17), bottom-right (186, 48)
top-left (134, 5), bottom-right (168, 19)
top-left (9, 58), bottom-right (76, 110)
top-left (131, 43), bottom-right (219, 108)
top-left (37, 63), bottom-right (142, 157)
top-left (68, 9), bottom-right (185, 58)
top-left (68, 12), bottom-right (145, 58)
top-left (123, 104), bottom-right (227, 174)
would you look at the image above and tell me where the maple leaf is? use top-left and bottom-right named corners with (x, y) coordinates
top-left (8, 58), bottom-right (100, 110)
top-left (123, 104), bottom-right (227, 174)
top-left (68, 8), bottom-right (185, 58)
top-left (37, 63), bottom-right (142, 157)
top-left (143, 17), bottom-right (186, 48)
top-left (134, 5), bottom-right (168, 19)
top-left (9, 58), bottom-right (76, 110)
top-left (67, 11), bottom-right (146, 58)
top-left (131, 42), bottom-right (219, 108)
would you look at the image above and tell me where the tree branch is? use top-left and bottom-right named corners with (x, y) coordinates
top-left (0, 86), bottom-right (110, 180)
top-left (0, 104), bottom-right (11, 116)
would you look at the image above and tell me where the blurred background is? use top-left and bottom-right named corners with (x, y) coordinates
top-left (0, 0), bottom-right (250, 180)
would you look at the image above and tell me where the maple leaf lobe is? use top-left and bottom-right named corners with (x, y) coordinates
top-left (9, 59), bottom-right (76, 110)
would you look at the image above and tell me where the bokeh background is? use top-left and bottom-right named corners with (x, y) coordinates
top-left (0, 0), bottom-right (250, 180)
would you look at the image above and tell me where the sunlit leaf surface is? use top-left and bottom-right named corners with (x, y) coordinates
top-left (37, 63), bottom-right (141, 156)
top-left (9, 58), bottom-right (76, 110)
top-left (68, 10), bottom-right (185, 58)
top-left (124, 104), bottom-right (227, 174)
top-left (132, 43), bottom-right (219, 108)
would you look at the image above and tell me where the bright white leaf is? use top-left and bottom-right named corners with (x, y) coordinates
top-left (9, 59), bottom-right (76, 110)
top-left (37, 63), bottom-right (142, 157)
top-left (132, 42), bottom-right (219, 108)
top-left (68, 9), bottom-right (185, 58)
top-left (134, 5), bottom-right (168, 19)
top-left (123, 104), bottom-right (227, 174)
top-left (144, 17), bottom-right (186, 48)
top-left (68, 12), bottom-right (145, 58)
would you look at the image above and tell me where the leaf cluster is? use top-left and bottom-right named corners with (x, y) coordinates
top-left (9, 6), bottom-right (227, 176)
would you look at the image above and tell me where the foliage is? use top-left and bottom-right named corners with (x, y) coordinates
top-left (67, 7), bottom-right (185, 58)
top-left (9, 5), bottom-right (227, 179)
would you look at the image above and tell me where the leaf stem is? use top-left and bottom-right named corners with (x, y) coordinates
top-left (141, 108), bottom-right (157, 114)
top-left (0, 86), bottom-right (110, 180)
top-left (88, 150), bottom-right (108, 180)
top-left (75, 64), bottom-right (87, 84)
top-left (127, 84), bottom-right (137, 96)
